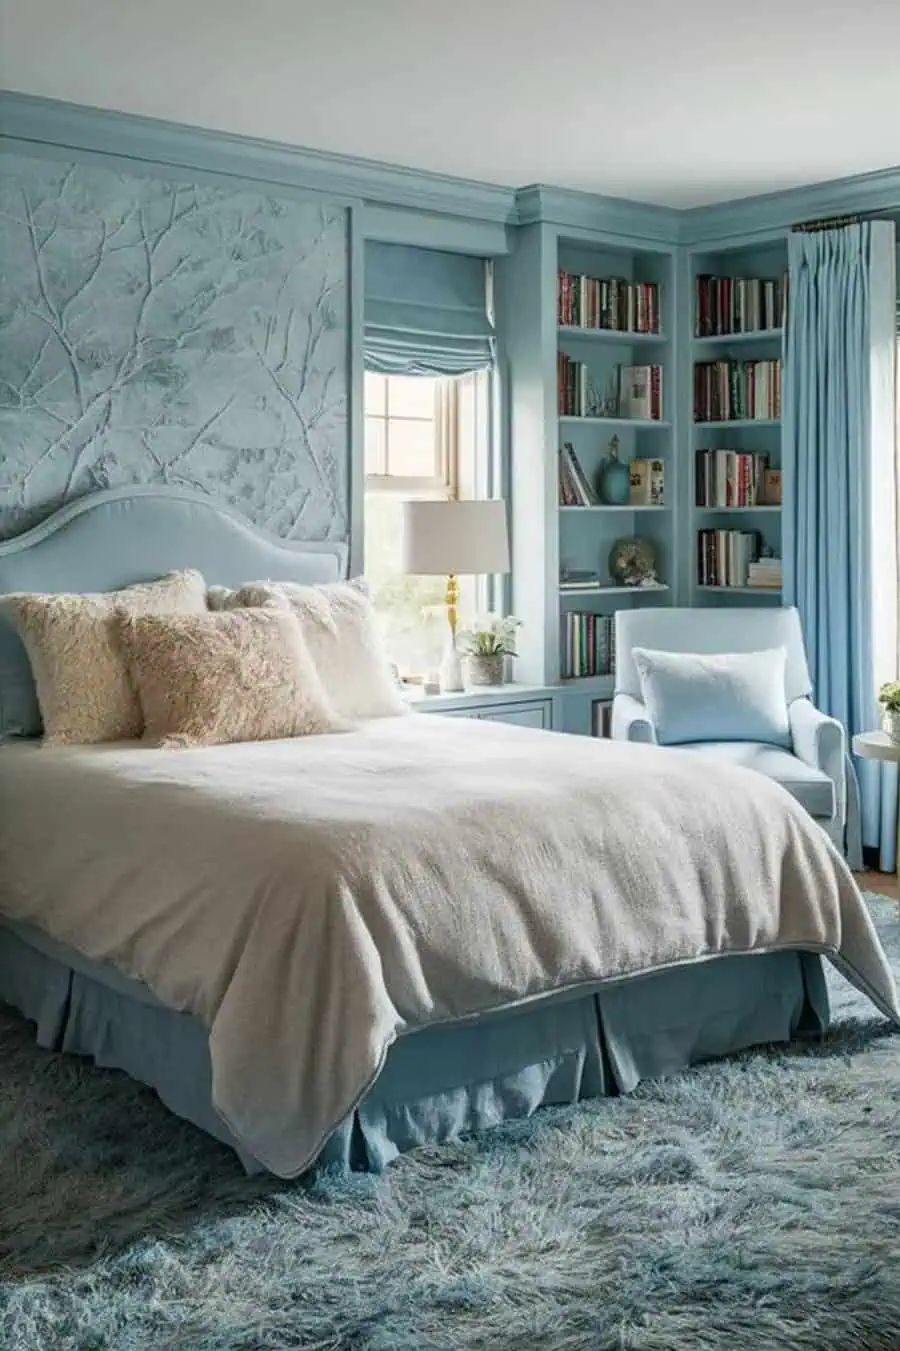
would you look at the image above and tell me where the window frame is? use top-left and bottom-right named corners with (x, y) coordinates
top-left (364, 373), bottom-right (459, 500)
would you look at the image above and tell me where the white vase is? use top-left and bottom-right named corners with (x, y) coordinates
top-left (439, 637), bottom-right (465, 694)
top-left (882, 708), bottom-right (900, 743)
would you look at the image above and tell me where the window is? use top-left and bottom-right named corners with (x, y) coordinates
top-left (364, 370), bottom-right (492, 677)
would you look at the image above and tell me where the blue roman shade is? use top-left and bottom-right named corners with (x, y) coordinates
top-left (364, 242), bottom-right (495, 376)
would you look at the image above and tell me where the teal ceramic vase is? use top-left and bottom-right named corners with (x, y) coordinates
top-left (597, 436), bottom-right (630, 506)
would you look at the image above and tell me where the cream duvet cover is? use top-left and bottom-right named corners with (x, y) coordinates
top-left (0, 715), bottom-right (896, 1177)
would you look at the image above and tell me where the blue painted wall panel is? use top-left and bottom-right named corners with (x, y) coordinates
top-left (0, 152), bottom-right (349, 541)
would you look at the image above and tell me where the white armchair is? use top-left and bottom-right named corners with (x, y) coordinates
top-left (612, 607), bottom-right (846, 852)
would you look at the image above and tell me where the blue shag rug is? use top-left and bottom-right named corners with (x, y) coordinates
top-left (0, 894), bottom-right (898, 1351)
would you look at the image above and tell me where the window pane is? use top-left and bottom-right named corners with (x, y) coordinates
top-left (387, 418), bottom-right (439, 479)
top-left (364, 371), bottom-right (388, 415)
top-left (364, 493), bottom-right (447, 677)
top-left (365, 417), bottom-right (386, 475)
top-left (387, 375), bottom-right (438, 420)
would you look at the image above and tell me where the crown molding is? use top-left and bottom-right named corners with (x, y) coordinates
top-left (515, 184), bottom-right (680, 245)
top-left (0, 91), bottom-right (518, 225)
top-left (681, 165), bottom-right (900, 246)
top-left (3, 91), bottom-right (900, 247)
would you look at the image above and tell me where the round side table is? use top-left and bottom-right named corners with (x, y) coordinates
top-left (852, 731), bottom-right (900, 764)
top-left (853, 732), bottom-right (900, 880)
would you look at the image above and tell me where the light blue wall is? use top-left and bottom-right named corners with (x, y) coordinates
top-left (0, 152), bottom-right (349, 542)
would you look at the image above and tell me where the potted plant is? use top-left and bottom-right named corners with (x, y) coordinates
top-left (457, 615), bottom-right (522, 687)
top-left (879, 681), bottom-right (900, 742)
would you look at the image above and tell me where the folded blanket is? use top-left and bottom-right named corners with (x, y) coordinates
top-left (0, 716), bottom-right (896, 1177)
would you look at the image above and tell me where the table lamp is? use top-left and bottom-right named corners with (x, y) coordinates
top-left (401, 499), bottom-right (511, 693)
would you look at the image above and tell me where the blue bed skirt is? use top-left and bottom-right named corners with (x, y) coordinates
top-left (0, 919), bottom-right (830, 1177)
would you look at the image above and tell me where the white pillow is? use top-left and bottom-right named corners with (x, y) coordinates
top-left (207, 578), bottom-right (408, 720)
top-left (631, 645), bottom-right (791, 748)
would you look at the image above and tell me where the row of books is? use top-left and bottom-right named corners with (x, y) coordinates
top-left (697, 530), bottom-right (781, 589)
top-left (559, 445), bottom-right (665, 507)
top-left (694, 451), bottom-right (776, 508)
top-left (562, 612), bottom-right (616, 680)
top-left (693, 359), bottom-right (781, 423)
top-left (558, 272), bottom-right (660, 333)
top-left (695, 274), bottom-right (786, 337)
top-left (558, 443), bottom-right (595, 506)
top-left (557, 355), bottom-right (664, 420)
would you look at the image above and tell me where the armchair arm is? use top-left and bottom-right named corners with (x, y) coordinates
top-left (611, 692), bottom-right (657, 744)
top-left (789, 697), bottom-right (846, 818)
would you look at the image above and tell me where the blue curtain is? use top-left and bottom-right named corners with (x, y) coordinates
top-left (783, 222), bottom-right (897, 870)
top-left (364, 242), bottom-right (495, 375)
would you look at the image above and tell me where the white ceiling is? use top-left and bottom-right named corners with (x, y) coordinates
top-left (3, 0), bottom-right (900, 208)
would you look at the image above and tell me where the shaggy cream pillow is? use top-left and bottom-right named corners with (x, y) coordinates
top-left (207, 579), bottom-right (408, 720)
top-left (118, 607), bottom-right (346, 748)
top-left (2, 571), bottom-right (207, 745)
top-left (205, 578), bottom-right (405, 724)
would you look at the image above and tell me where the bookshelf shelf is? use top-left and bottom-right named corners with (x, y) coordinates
top-left (694, 505), bottom-right (781, 514)
top-left (693, 419), bottom-right (780, 430)
top-left (693, 328), bottom-right (783, 347)
top-left (561, 674), bottom-right (615, 694)
top-left (560, 584), bottom-right (670, 598)
top-left (558, 326), bottom-right (666, 345)
top-left (696, 585), bottom-right (782, 595)
top-left (560, 416), bottom-right (671, 429)
top-left (560, 504), bottom-right (670, 514)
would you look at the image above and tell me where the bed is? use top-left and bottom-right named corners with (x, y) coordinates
top-left (0, 486), bottom-right (897, 1178)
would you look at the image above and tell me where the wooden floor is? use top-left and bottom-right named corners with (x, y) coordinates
top-left (859, 869), bottom-right (899, 900)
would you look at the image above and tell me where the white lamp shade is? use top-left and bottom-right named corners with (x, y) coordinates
top-left (401, 499), bottom-right (510, 576)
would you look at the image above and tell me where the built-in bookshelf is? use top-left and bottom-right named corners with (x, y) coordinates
top-left (687, 240), bottom-right (787, 606)
top-left (499, 219), bottom-right (788, 736)
top-left (501, 230), bottom-right (677, 733)
top-left (554, 241), bottom-right (677, 701)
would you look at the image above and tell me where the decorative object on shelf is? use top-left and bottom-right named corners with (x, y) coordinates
top-left (629, 457), bottom-right (664, 506)
top-left (597, 436), bottom-right (630, 505)
top-left (878, 682), bottom-right (900, 742)
top-left (401, 499), bottom-right (510, 695)
top-left (762, 468), bottom-right (782, 505)
top-left (609, 537), bottom-right (658, 587)
top-left (617, 364), bottom-right (663, 421)
top-left (458, 615), bottom-right (522, 687)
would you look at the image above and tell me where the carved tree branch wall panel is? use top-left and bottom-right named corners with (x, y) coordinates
top-left (0, 153), bottom-right (349, 542)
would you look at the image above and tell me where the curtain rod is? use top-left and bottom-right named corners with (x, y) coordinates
top-left (791, 213), bottom-right (862, 233)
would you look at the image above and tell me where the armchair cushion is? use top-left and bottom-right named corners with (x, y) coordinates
top-left (631, 645), bottom-right (791, 748)
top-left (676, 742), bottom-right (836, 820)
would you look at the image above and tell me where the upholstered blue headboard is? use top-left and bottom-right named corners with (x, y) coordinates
top-left (0, 486), bottom-right (349, 738)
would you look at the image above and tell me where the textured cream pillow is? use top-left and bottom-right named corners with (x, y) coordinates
top-left (207, 579), bottom-right (408, 720)
top-left (2, 571), bottom-right (207, 745)
top-left (118, 607), bottom-right (346, 748)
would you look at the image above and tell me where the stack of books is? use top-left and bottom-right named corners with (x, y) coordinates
top-left (557, 353), bottom-right (592, 417)
top-left (562, 613), bottom-right (615, 679)
top-left (695, 451), bottom-right (769, 507)
top-left (697, 529), bottom-right (761, 588)
top-left (558, 443), bottom-right (596, 506)
top-left (618, 364), bottom-right (663, 421)
top-left (558, 272), bottom-right (660, 333)
top-left (693, 359), bottom-right (781, 422)
top-left (559, 569), bottom-right (601, 594)
top-left (748, 558), bottom-right (782, 589)
top-left (695, 274), bottom-right (786, 336)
